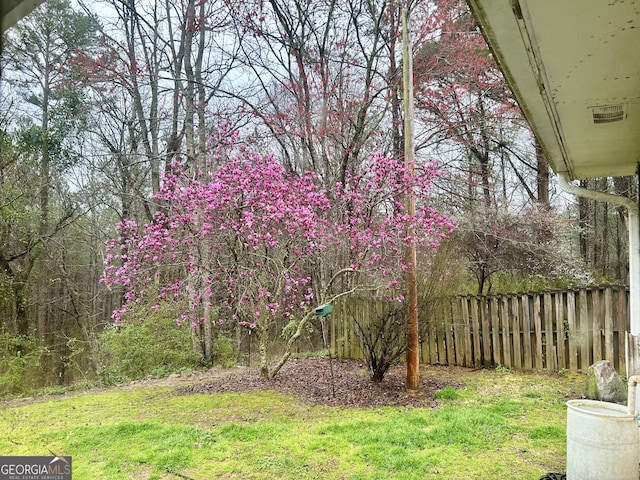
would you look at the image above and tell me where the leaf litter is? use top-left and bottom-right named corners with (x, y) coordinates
top-left (177, 357), bottom-right (462, 408)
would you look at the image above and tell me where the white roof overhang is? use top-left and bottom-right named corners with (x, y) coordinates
top-left (466, 0), bottom-right (640, 180)
top-left (2, 0), bottom-right (44, 34)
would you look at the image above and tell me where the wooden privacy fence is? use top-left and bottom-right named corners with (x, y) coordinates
top-left (331, 286), bottom-right (630, 375)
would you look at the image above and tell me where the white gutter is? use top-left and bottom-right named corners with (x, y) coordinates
top-left (557, 173), bottom-right (640, 335)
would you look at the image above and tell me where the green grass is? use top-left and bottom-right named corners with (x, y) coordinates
top-left (0, 367), bottom-right (584, 479)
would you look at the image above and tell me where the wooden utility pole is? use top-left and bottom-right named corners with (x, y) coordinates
top-left (402, 8), bottom-right (420, 393)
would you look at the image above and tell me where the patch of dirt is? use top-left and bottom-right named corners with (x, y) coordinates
top-left (177, 357), bottom-right (463, 408)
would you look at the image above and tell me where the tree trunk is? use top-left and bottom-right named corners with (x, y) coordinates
top-left (535, 142), bottom-right (550, 208)
top-left (389, 1), bottom-right (402, 162)
top-left (191, 325), bottom-right (204, 359)
top-left (203, 301), bottom-right (213, 362)
top-left (578, 180), bottom-right (591, 265)
top-left (195, 0), bottom-right (207, 173)
top-left (183, 0), bottom-right (196, 170)
top-left (258, 324), bottom-right (269, 378)
top-left (596, 178), bottom-right (610, 276)
top-left (269, 310), bottom-right (316, 380)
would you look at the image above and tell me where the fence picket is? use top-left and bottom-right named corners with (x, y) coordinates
top-left (480, 297), bottom-right (491, 367)
top-left (592, 289), bottom-right (602, 362)
top-left (555, 293), bottom-right (566, 371)
top-left (500, 296), bottom-right (511, 369)
top-left (490, 296), bottom-right (501, 366)
top-left (533, 295), bottom-right (543, 370)
top-left (470, 297), bottom-right (482, 367)
top-left (461, 297), bottom-right (472, 367)
top-left (544, 293), bottom-right (555, 371)
top-left (426, 307), bottom-right (438, 365)
top-left (436, 304), bottom-right (446, 365)
top-left (521, 294), bottom-right (532, 370)
top-left (567, 291), bottom-right (578, 371)
top-left (511, 296), bottom-right (521, 370)
top-left (616, 288), bottom-right (627, 373)
top-left (451, 298), bottom-right (461, 365)
top-left (604, 288), bottom-right (614, 363)
top-left (579, 289), bottom-right (590, 372)
top-left (444, 298), bottom-right (455, 366)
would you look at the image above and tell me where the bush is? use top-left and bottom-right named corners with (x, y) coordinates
top-left (98, 307), bottom-right (200, 383)
top-left (349, 244), bottom-right (468, 383)
top-left (350, 299), bottom-right (407, 383)
top-left (0, 334), bottom-right (44, 396)
top-left (212, 334), bottom-right (236, 368)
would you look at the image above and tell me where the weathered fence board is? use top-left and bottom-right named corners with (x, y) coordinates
top-left (517, 295), bottom-right (533, 370)
top-left (566, 290), bottom-right (578, 371)
top-left (616, 288), bottom-right (627, 370)
top-left (604, 287), bottom-right (613, 362)
top-left (592, 289), bottom-right (602, 363)
top-left (579, 289), bottom-right (590, 372)
top-left (470, 299), bottom-right (482, 367)
top-left (533, 295), bottom-right (543, 370)
top-left (332, 286), bottom-right (630, 375)
top-left (511, 297), bottom-right (521, 370)
top-left (555, 294), bottom-right (566, 371)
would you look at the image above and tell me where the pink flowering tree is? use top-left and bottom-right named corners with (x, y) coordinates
top-left (331, 154), bottom-right (454, 290)
top-left (102, 138), bottom-right (454, 379)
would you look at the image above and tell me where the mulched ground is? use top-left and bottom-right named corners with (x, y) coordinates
top-left (177, 357), bottom-right (463, 408)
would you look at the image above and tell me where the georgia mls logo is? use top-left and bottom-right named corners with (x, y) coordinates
top-left (0, 455), bottom-right (72, 480)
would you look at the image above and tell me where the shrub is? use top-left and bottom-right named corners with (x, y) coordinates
top-left (350, 299), bottom-right (407, 383)
top-left (98, 306), bottom-right (200, 383)
top-left (212, 334), bottom-right (236, 368)
top-left (349, 243), bottom-right (468, 383)
top-left (0, 333), bottom-right (44, 396)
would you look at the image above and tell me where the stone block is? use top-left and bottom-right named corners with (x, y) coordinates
top-left (586, 360), bottom-right (627, 403)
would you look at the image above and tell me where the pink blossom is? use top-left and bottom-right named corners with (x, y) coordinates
top-left (101, 139), bottom-right (454, 329)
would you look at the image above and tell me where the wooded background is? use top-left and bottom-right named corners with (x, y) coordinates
top-left (1, 0), bottom-right (637, 389)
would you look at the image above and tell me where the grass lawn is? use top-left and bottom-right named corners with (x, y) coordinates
top-left (0, 366), bottom-right (584, 479)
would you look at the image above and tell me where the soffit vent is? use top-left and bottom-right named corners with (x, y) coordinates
top-left (591, 104), bottom-right (626, 124)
